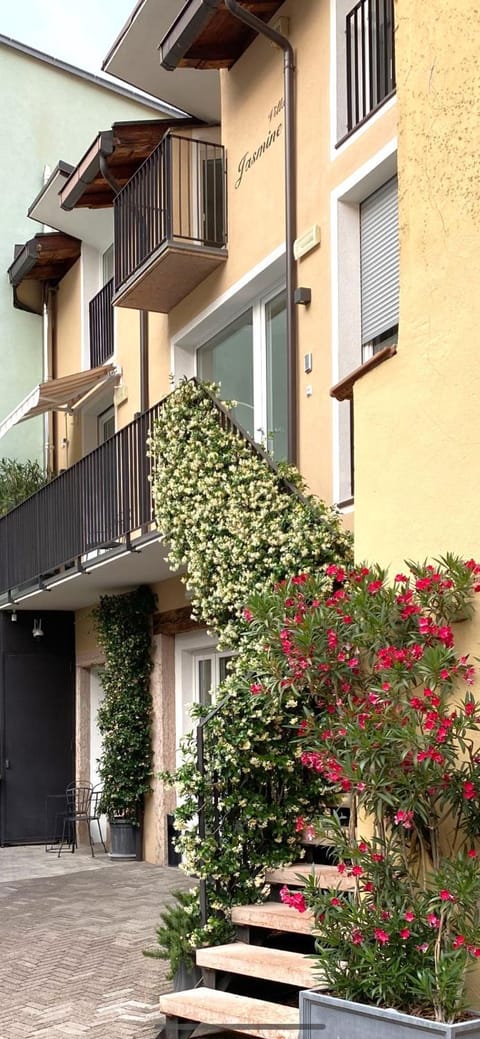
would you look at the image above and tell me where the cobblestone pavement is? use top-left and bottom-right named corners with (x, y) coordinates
top-left (0, 846), bottom-right (192, 1039)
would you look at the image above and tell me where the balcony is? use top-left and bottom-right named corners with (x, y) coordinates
top-left (346, 0), bottom-right (396, 135)
top-left (0, 403), bottom-right (162, 603)
top-left (113, 134), bottom-right (227, 313)
top-left (89, 278), bottom-right (114, 368)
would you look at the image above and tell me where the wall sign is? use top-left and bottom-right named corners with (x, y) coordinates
top-left (235, 96), bottom-right (284, 190)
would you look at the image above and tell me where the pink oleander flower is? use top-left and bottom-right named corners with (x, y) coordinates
top-left (394, 809), bottom-right (414, 830)
top-left (374, 928), bottom-right (390, 944)
top-left (453, 935), bottom-right (466, 948)
top-left (242, 608), bottom-right (253, 622)
top-left (439, 889), bottom-right (456, 902)
top-left (427, 913), bottom-right (441, 928)
top-left (279, 886), bottom-right (307, 913)
top-left (404, 910), bottom-right (415, 922)
top-left (400, 928), bottom-right (411, 940)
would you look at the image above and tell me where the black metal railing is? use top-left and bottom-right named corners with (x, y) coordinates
top-left (114, 135), bottom-right (227, 293)
top-left (0, 403), bottom-right (161, 596)
top-left (0, 379), bottom-right (303, 600)
top-left (89, 279), bottom-right (114, 368)
top-left (346, 0), bottom-right (396, 133)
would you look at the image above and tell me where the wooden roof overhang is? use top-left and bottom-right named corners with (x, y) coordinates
top-left (8, 232), bottom-right (81, 314)
top-left (60, 117), bottom-right (202, 211)
top-left (159, 0), bottom-right (285, 70)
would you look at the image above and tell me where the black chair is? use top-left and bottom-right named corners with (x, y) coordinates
top-left (57, 781), bottom-right (93, 857)
top-left (88, 786), bottom-right (107, 854)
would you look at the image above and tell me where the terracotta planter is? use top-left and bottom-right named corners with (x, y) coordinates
top-left (300, 991), bottom-right (480, 1038)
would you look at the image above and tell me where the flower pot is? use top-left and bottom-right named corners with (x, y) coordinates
top-left (108, 818), bottom-right (138, 860)
top-left (173, 964), bottom-right (202, 991)
top-left (300, 992), bottom-right (480, 1038)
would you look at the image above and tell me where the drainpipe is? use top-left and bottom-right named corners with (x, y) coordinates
top-left (140, 310), bottom-right (149, 413)
top-left (224, 0), bottom-right (297, 464)
top-left (42, 284), bottom-right (58, 475)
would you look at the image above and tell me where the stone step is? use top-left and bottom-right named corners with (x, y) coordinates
top-left (231, 902), bottom-right (314, 935)
top-left (160, 986), bottom-right (299, 1039)
top-left (265, 863), bottom-right (355, 891)
top-left (196, 941), bottom-right (325, 989)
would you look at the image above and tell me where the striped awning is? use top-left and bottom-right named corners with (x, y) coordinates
top-left (0, 364), bottom-right (118, 440)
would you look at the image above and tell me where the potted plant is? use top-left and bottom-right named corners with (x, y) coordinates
top-left (144, 888), bottom-right (235, 990)
top-left (249, 556), bottom-right (480, 1034)
top-left (94, 586), bottom-right (156, 859)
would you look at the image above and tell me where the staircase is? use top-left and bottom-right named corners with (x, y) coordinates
top-left (159, 863), bottom-right (353, 1039)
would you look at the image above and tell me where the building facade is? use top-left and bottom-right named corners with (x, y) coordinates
top-left (1, 0), bottom-right (477, 863)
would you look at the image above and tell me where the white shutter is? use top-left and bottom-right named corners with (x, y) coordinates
top-left (360, 177), bottom-right (399, 345)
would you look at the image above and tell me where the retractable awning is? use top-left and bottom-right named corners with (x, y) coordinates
top-left (0, 364), bottom-right (118, 441)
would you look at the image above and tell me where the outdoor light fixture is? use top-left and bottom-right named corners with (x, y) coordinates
top-left (10, 609), bottom-right (17, 623)
top-left (32, 618), bottom-right (44, 638)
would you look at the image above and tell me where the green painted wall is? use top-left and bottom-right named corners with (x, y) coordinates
top-left (0, 42), bottom-right (162, 463)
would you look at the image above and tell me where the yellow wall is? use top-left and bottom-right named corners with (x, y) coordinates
top-left (354, 0), bottom-right (480, 570)
top-left (166, 0), bottom-right (397, 504)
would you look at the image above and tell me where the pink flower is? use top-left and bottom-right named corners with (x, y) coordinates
top-left (358, 841), bottom-right (369, 853)
top-left (465, 702), bottom-right (476, 717)
top-left (242, 608), bottom-right (253, 622)
top-left (439, 889), bottom-right (456, 902)
top-left (394, 574), bottom-right (408, 583)
top-left (463, 781), bottom-right (477, 801)
top-left (292, 574), bottom-right (308, 585)
top-left (404, 911), bottom-right (415, 922)
top-left (400, 928), bottom-right (411, 940)
top-left (427, 913), bottom-right (441, 928)
top-left (279, 886), bottom-right (307, 913)
top-left (394, 809), bottom-right (414, 830)
top-left (470, 947), bottom-right (480, 958)
top-left (374, 928), bottom-right (390, 944)
top-left (416, 943), bottom-right (429, 953)
top-left (337, 863), bottom-right (347, 874)
top-left (351, 929), bottom-right (364, 945)
top-left (368, 580), bottom-right (383, 595)
top-left (250, 683), bottom-right (263, 695)
top-left (468, 850), bottom-right (478, 858)
top-left (351, 865), bottom-right (363, 877)
top-left (295, 817), bottom-right (305, 833)
top-left (330, 897), bottom-right (342, 906)
top-left (453, 935), bottom-right (466, 948)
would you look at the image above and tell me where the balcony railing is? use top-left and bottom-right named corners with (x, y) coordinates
top-left (346, 0), bottom-right (396, 134)
top-left (89, 278), bottom-right (114, 368)
top-left (0, 381), bottom-right (304, 601)
top-left (113, 135), bottom-right (227, 312)
top-left (0, 403), bottom-right (161, 596)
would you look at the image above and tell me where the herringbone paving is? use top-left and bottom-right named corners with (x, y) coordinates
top-left (0, 847), bottom-right (192, 1039)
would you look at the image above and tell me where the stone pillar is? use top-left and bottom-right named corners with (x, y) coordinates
top-left (143, 633), bottom-right (177, 864)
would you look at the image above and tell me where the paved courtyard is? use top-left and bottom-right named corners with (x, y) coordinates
top-left (0, 845), bottom-right (192, 1039)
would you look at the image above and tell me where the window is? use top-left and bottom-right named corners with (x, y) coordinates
top-left (332, 149), bottom-right (398, 506)
top-left (175, 632), bottom-right (233, 750)
top-left (360, 176), bottom-right (399, 360)
top-left (197, 289), bottom-right (288, 460)
top-left (336, 0), bottom-right (396, 143)
top-left (97, 405), bottom-right (115, 444)
top-left (102, 244), bottom-right (114, 285)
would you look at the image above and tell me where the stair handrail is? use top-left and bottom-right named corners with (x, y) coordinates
top-left (196, 690), bottom-right (236, 926)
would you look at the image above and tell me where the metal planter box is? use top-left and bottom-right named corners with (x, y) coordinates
top-left (300, 991), bottom-right (480, 1039)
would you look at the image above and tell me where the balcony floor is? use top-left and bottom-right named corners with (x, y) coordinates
top-left (113, 239), bottom-right (227, 313)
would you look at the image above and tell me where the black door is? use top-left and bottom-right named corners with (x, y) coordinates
top-left (1, 653), bottom-right (74, 845)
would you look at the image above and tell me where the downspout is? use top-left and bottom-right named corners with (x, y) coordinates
top-left (42, 286), bottom-right (49, 473)
top-left (224, 0), bottom-right (297, 464)
top-left (140, 310), bottom-right (149, 413)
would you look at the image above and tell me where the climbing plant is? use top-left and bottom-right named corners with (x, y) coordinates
top-left (150, 379), bottom-right (353, 646)
top-left (94, 586), bottom-right (156, 823)
top-left (149, 380), bottom-right (353, 971)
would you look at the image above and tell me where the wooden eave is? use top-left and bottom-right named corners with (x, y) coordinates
top-left (60, 118), bottom-right (204, 210)
top-left (174, 1), bottom-right (285, 70)
top-left (8, 232), bottom-right (81, 286)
